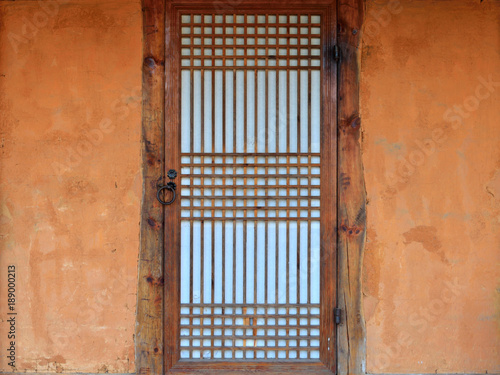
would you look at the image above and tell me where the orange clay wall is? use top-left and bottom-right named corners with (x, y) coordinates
top-left (361, 1), bottom-right (499, 373)
top-left (0, 0), bottom-right (142, 372)
top-left (0, 0), bottom-right (498, 373)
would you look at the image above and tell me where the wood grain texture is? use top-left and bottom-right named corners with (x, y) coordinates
top-left (168, 361), bottom-right (334, 375)
top-left (164, 0), bottom-right (181, 371)
top-left (336, 0), bottom-right (366, 374)
top-left (319, 1), bottom-right (338, 371)
top-left (136, 1), bottom-right (166, 375)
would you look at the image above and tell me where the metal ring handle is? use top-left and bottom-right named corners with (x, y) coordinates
top-left (157, 183), bottom-right (176, 205)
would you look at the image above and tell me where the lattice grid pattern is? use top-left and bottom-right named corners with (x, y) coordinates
top-left (181, 14), bottom-right (322, 69)
top-left (179, 12), bottom-right (322, 361)
top-left (180, 155), bottom-right (320, 220)
top-left (180, 303), bottom-right (320, 359)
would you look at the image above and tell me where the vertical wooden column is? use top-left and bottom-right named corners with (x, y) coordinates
top-left (136, 1), bottom-right (166, 375)
top-left (337, 0), bottom-right (366, 374)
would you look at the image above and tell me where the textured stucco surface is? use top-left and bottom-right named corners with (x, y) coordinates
top-left (0, 0), bottom-right (498, 373)
top-left (361, 0), bottom-right (500, 373)
top-left (0, 0), bottom-right (142, 372)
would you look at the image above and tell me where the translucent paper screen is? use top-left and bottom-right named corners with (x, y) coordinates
top-left (178, 13), bottom-right (322, 360)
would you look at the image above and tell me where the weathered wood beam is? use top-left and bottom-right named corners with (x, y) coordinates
top-left (337, 0), bottom-right (366, 374)
top-left (136, 1), bottom-right (166, 375)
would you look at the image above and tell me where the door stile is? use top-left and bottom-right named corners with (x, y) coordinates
top-left (319, 3), bottom-right (337, 371)
top-left (164, 0), bottom-right (182, 370)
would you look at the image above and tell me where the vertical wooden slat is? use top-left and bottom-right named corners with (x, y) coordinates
top-left (337, 0), bottom-right (366, 374)
top-left (264, 69), bottom-right (269, 309)
top-left (223, 68), bottom-right (229, 340)
top-left (285, 65), bottom-right (291, 359)
top-left (253, 66), bottom-right (258, 359)
top-left (189, 63), bottom-right (195, 358)
top-left (296, 67), bottom-right (302, 313)
top-left (200, 43), bottom-right (206, 361)
top-left (136, 1), bottom-right (165, 374)
top-left (223, 70), bottom-right (229, 338)
top-left (232, 220), bottom-right (237, 359)
top-left (211, 219), bottom-right (215, 359)
top-left (275, 68), bottom-right (280, 353)
top-left (274, 69), bottom-right (280, 333)
top-left (164, 0), bottom-right (181, 370)
top-left (221, 69), bottom-right (227, 358)
top-left (211, 64), bottom-right (216, 359)
top-left (307, 57), bottom-right (312, 360)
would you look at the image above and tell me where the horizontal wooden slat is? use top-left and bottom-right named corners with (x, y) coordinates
top-left (181, 163), bottom-right (321, 167)
top-left (181, 195), bottom-right (320, 200)
top-left (181, 336), bottom-right (318, 342)
top-left (181, 174), bottom-right (318, 178)
top-left (179, 217), bottom-right (320, 222)
top-left (179, 185), bottom-right (319, 189)
top-left (179, 66), bottom-right (321, 71)
top-left (181, 303), bottom-right (319, 308)
top-left (168, 360), bottom-right (334, 375)
top-left (180, 346), bottom-right (318, 352)
top-left (181, 153), bottom-right (321, 157)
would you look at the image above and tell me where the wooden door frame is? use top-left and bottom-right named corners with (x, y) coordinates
top-left (136, 0), bottom-right (366, 374)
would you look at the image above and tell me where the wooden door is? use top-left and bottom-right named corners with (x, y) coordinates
top-left (163, 1), bottom-right (337, 373)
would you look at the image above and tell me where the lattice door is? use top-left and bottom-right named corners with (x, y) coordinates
top-left (164, 2), bottom-right (337, 372)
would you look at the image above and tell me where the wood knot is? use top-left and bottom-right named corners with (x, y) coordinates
top-left (340, 116), bottom-right (361, 133)
top-left (340, 172), bottom-right (351, 189)
top-left (145, 275), bottom-right (164, 286)
top-left (143, 56), bottom-right (164, 70)
top-left (146, 153), bottom-right (156, 166)
top-left (340, 224), bottom-right (363, 236)
top-left (350, 116), bottom-right (361, 129)
top-left (144, 57), bottom-right (156, 69)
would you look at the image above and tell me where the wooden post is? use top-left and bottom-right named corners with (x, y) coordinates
top-left (337, 0), bottom-right (366, 374)
top-left (136, 1), bottom-right (165, 375)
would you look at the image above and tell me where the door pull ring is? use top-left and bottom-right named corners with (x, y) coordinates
top-left (157, 169), bottom-right (177, 205)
